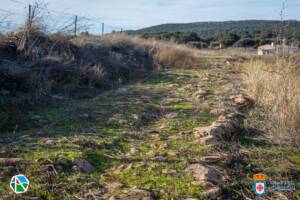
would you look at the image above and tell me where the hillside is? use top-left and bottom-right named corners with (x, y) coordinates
top-left (136, 20), bottom-right (300, 35)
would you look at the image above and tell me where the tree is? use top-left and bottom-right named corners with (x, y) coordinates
top-left (234, 38), bottom-right (259, 47)
top-left (214, 32), bottom-right (240, 47)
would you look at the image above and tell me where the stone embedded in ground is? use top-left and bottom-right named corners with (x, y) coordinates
top-left (45, 139), bottom-right (53, 147)
top-left (192, 110), bottom-right (240, 141)
top-left (222, 112), bottom-right (244, 120)
top-left (185, 164), bottom-right (225, 184)
top-left (193, 127), bottom-right (211, 138)
top-left (73, 159), bottom-right (95, 173)
top-left (193, 117), bottom-right (238, 140)
top-left (169, 130), bottom-right (192, 140)
top-left (202, 186), bottom-right (221, 199)
top-left (211, 119), bottom-right (239, 139)
top-left (165, 112), bottom-right (178, 119)
top-left (162, 168), bottom-right (177, 175)
top-left (209, 108), bottom-right (225, 115)
top-left (194, 89), bottom-right (209, 99)
top-left (149, 134), bottom-right (161, 141)
top-left (202, 153), bottom-right (228, 164)
top-left (229, 94), bottom-right (253, 107)
top-left (196, 135), bottom-right (214, 145)
top-left (112, 188), bottom-right (153, 200)
top-left (209, 125), bottom-right (225, 138)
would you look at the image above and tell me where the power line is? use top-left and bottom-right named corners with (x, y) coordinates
top-left (7, 0), bottom-right (103, 21)
top-left (0, 8), bottom-right (26, 16)
top-left (1, 1), bottom-right (125, 34)
top-left (9, 0), bottom-right (26, 5)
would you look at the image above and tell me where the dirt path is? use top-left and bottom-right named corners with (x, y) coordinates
top-left (0, 56), bottom-right (261, 199)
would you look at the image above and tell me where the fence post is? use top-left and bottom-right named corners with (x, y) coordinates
top-left (102, 22), bottom-right (104, 36)
top-left (28, 4), bottom-right (32, 28)
top-left (74, 15), bottom-right (78, 36)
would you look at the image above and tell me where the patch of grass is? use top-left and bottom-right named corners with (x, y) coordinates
top-left (1, 65), bottom-right (230, 199)
top-left (247, 109), bottom-right (265, 129)
top-left (112, 162), bottom-right (203, 198)
top-left (170, 101), bottom-right (193, 110)
top-left (85, 150), bottom-right (113, 173)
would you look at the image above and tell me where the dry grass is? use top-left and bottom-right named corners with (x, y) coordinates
top-left (195, 47), bottom-right (256, 58)
top-left (1, 31), bottom-right (198, 114)
top-left (148, 38), bottom-right (196, 68)
top-left (75, 33), bottom-right (197, 68)
top-left (244, 55), bottom-right (300, 151)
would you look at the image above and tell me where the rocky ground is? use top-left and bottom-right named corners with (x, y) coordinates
top-left (0, 54), bottom-right (299, 200)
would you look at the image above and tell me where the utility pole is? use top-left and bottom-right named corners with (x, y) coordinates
top-left (74, 15), bottom-right (78, 36)
top-left (102, 23), bottom-right (104, 36)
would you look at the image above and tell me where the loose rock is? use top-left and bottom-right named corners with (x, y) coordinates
top-left (209, 108), bottom-right (225, 115)
top-left (185, 164), bottom-right (225, 184)
top-left (229, 94), bottom-right (253, 107)
top-left (194, 89), bottom-right (209, 99)
top-left (193, 127), bottom-right (211, 138)
top-left (202, 186), bottom-right (221, 199)
top-left (73, 159), bottom-right (95, 173)
top-left (165, 112), bottom-right (178, 119)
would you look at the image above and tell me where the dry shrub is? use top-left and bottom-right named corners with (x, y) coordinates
top-left (150, 40), bottom-right (196, 68)
top-left (79, 64), bottom-right (107, 89)
top-left (94, 33), bottom-right (197, 68)
top-left (1, 32), bottom-right (197, 109)
top-left (244, 55), bottom-right (300, 150)
top-left (195, 48), bottom-right (256, 58)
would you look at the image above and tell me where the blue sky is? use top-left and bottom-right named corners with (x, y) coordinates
top-left (1, 0), bottom-right (300, 33)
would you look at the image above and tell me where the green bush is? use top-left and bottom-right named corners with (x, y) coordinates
top-left (187, 41), bottom-right (208, 49)
top-left (234, 38), bottom-right (259, 47)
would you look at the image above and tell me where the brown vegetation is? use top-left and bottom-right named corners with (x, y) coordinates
top-left (78, 33), bottom-right (197, 68)
top-left (244, 54), bottom-right (300, 151)
top-left (0, 29), bottom-right (197, 131)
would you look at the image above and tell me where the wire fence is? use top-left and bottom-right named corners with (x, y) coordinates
top-left (0, 0), bottom-right (126, 35)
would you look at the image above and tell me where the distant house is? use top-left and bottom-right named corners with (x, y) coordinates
top-left (257, 42), bottom-right (300, 55)
top-left (257, 43), bottom-right (276, 55)
top-left (210, 42), bottom-right (223, 49)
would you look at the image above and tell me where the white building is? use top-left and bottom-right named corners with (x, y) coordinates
top-left (257, 42), bottom-right (300, 55)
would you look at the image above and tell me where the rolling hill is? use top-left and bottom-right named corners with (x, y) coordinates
top-left (135, 20), bottom-right (300, 35)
